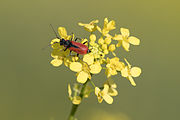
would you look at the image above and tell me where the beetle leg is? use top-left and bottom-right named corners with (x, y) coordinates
top-left (75, 37), bottom-right (81, 42)
top-left (83, 41), bottom-right (88, 44)
top-left (70, 33), bottom-right (74, 41)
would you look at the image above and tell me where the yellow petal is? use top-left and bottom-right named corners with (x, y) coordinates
top-left (72, 96), bottom-right (81, 105)
top-left (90, 34), bottom-right (96, 42)
top-left (113, 34), bottom-right (123, 40)
top-left (116, 41), bottom-right (122, 47)
top-left (102, 44), bottom-right (108, 50)
top-left (120, 28), bottom-right (130, 37)
top-left (98, 37), bottom-right (104, 45)
top-left (77, 71), bottom-right (88, 83)
top-left (121, 67), bottom-right (129, 77)
top-left (51, 38), bottom-right (60, 44)
top-left (50, 59), bottom-right (63, 67)
top-left (90, 20), bottom-right (99, 24)
top-left (108, 44), bottom-right (116, 52)
top-left (104, 37), bottom-right (111, 44)
top-left (106, 20), bottom-right (115, 30)
top-left (103, 93), bottom-right (113, 104)
top-left (104, 18), bottom-right (108, 28)
top-left (58, 27), bottom-right (67, 38)
top-left (130, 67), bottom-right (141, 77)
top-left (128, 36), bottom-right (140, 45)
top-left (108, 88), bottom-right (118, 96)
top-left (122, 41), bottom-right (130, 51)
top-left (95, 87), bottom-right (100, 96)
top-left (128, 76), bottom-right (136, 86)
top-left (68, 84), bottom-right (72, 98)
top-left (70, 62), bottom-right (82, 72)
top-left (90, 63), bottom-right (102, 74)
top-left (103, 84), bottom-right (109, 94)
top-left (83, 54), bottom-right (94, 65)
top-left (124, 58), bottom-right (131, 68)
top-left (103, 49), bottom-right (109, 55)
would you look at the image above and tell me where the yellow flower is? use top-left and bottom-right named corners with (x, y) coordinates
top-left (89, 61), bottom-right (102, 74)
top-left (97, 18), bottom-right (115, 36)
top-left (58, 27), bottom-right (72, 40)
top-left (95, 84), bottom-right (113, 104)
top-left (68, 84), bottom-right (81, 105)
top-left (83, 54), bottom-right (95, 65)
top-left (106, 57), bottom-right (125, 78)
top-left (69, 62), bottom-right (91, 83)
top-left (50, 27), bottom-right (72, 67)
top-left (113, 28), bottom-right (140, 51)
top-left (121, 58), bottom-right (141, 86)
top-left (78, 20), bottom-right (99, 32)
top-left (50, 45), bottom-right (69, 67)
top-left (104, 79), bottom-right (118, 96)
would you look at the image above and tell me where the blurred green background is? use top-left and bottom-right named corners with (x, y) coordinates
top-left (0, 0), bottom-right (180, 120)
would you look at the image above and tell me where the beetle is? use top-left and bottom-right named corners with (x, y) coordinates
top-left (60, 37), bottom-right (91, 55)
top-left (50, 24), bottom-right (91, 55)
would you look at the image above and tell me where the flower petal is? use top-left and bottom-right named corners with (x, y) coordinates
top-left (113, 34), bottom-right (123, 40)
top-left (77, 71), bottom-right (88, 83)
top-left (50, 59), bottom-right (63, 67)
top-left (90, 34), bottom-right (96, 42)
top-left (70, 62), bottom-right (82, 72)
top-left (130, 67), bottom-right (141, 77)
top-left (95, 87), bottom-right (100, 96)
top-left (121, 67), bottom-right (129, 77)
top-left (120, 28), bottom-right (130, 37)
top-left (103, 93), bottom-right (113, 104)
top-left (90, 63), bottom-right (102, 74)
top-left (128, 36), bottom-right (140, 45)
top-left (68, 84), bottom-right (72, 98)
top-left (58, 27), bottom-right (67, 38)
top-left (108, 88), bottom-right (118, 96)
top-left (83, 54), bottom-right (94, 65)
top-left (128, 76), bottom-right (136, 86)
top-left (122, 41), bottom-right (130, 51)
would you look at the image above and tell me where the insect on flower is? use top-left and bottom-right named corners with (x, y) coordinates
top-left (50, 24), bottom-right (91, 56)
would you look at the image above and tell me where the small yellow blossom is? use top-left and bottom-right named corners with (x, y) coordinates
top-left (98, 37), bottom-right (104, 45)
top-left (113, 28), bottom-right (140, 51)
top-left (104, 79), bottom-right (118, 96)
top-left (104, 37), bottom-right (112, 45)
top-left (97, 18), bottom-right (115, 36)
top-left (68, 84), bottom-right (81, 105)
top-left (70, 61), bottom-right (91, 83)
top-left (102, 44), bottom-right (108, 50)
top-left (105, 57), bottom-right (125, 78)
top-left (121, 58), bottom-right (141, 86)
top-left (58, 27), bottom-right (71, 40)
top-left (83, 54), bottom-right (94, 65)
top-left (78, 20), bottom-right (99, 32)
top-left (108, 44), bottom-right (116, 52)
top-left (95, 84), bottom-right (113, 104)
top-left (89, 61), bottom-right (102, 74)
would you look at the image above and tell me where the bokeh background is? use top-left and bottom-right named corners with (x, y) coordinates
top-left (0, 0), bottom-right (180, 120)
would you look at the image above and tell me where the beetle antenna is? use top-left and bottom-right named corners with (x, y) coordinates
top-left (50, 24), bottom-right (60, 39)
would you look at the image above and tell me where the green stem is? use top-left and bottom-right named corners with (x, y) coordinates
top-left (68, 80), bottom-right (89, 120)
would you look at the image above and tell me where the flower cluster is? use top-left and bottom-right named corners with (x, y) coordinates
top-left (50, 18), bottom-right (142, 104)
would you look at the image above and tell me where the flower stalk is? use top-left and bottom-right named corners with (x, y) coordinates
top-left (68, 80), bottom-right (89, 120)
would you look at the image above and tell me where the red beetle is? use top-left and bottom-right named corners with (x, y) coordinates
top-left (60, 38), bottom-right (91, 55)
top-left (50, 24), bottom-right (91, 55)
